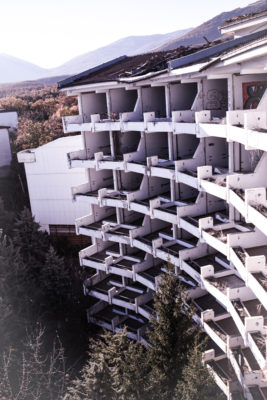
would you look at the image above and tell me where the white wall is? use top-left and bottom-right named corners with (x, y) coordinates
top-left (0, 111), bottom-right (18, 129)
top-left (21, 135), bottom-right (90, 231)
top-left (0, 128), bottom-right (12, 167)
top-left (0, 111), bottom-right (18, 169)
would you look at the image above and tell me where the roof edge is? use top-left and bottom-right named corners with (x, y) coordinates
top-left (169, 28), bottom-right (267, 71)
top-left (220, 9), bottom-right (267, 30)
top-left (58, 55), bottom-right (128, 89)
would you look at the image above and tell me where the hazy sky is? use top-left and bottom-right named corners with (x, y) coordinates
top-left (0, 0), bottom-right (252, 69)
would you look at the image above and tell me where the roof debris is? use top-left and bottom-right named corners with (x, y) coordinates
top-left (58, 40), bottom-right (224, 89)
top-left (222, 9), bottom-right (267, 27)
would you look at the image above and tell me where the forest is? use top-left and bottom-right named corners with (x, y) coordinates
top-left (0, 84), bottom-right (227, 400)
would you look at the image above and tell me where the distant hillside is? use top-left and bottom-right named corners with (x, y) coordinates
top-left (157, 0), bottom-right (267, 50)
top-left (2, 0), bottom-right (267, 85)
top-left (0, 54), bottom-right (48, 84)
top-left (0, 30), bottom-right (190, 84)
top-left (0, 75), bottom-right (70, 97)
top-left (49, 29), bottom-right (191, 76)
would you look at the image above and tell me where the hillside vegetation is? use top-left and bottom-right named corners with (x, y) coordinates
top-left (0, 84), bottom-right (78, 151)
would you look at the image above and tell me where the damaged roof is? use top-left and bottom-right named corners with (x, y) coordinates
top-left (58, 28), bottom-right (267, 89)
top-left (221, 8), bottom-right (267, 28)
top-left (58, 42), bottom-right (220, 89)
top-left (170, 27), bottom-right (267, 70)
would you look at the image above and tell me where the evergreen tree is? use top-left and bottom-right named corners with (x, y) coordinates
top-left (0, 201), bottom-right (14, 237)
top-left (175, 337), bottom-right (225, 400)
top-left (146, 263), bottom-right (197, 399)
top-left (68, 329), bottom-right (148, 400)
top-left (40, 245), bottom-right (71, 309)
top-left (12, 208), bottom-right (50, 279)
top-left (68, 264), bottom-right (201, 400)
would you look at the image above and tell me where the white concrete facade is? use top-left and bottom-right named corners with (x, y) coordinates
top-left (16, 12), bottom-right (267, 400)
top-left (18, 136), bottom-right (90, 232)
top-left (0, 111), bottom-right (17, 171)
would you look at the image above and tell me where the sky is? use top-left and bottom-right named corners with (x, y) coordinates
top-left (0, 0), bottom-right (254, 69)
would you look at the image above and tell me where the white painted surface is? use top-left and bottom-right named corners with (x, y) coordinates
top-left (0, 128), bottom-right (12, 167)
top-left (21, 135), bottom-right (90, 231)
top-left (0, 111), bottom-right (18, 129)
top-left (0, 112), bottom-right (18, 168)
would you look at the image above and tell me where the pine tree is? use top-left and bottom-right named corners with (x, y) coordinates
top-left (12, 208), bottom-right (50, 280)
top-left (175, 337), bottom-right (226, 400)
top-left (146, 263), bottom-right (197, 399)
top-left (40, 245), bottom-right (72, 310)
top-left (0, 236), bottom-right (37, 339)
top-left (68, 329), bottom-right (148, 400)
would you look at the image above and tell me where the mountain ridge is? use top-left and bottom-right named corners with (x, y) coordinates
top-left (2, 0), bottom-right (267, 84)
top-left (156, 0), bottom-right (267, 50)
top-left (0, 29), bottom-right (190, 84)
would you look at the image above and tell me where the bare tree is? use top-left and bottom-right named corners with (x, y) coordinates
top-left (0, 326), bottom-right (69, 400)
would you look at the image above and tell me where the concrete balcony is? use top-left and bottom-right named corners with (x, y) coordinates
top-left (84, 271), bottom-right (153, 314)
top-left (76, 213), bottom-right (117, 239)
top-left (84, 274), bottom-right (125, 303)
top-left (67, 149), bottom-right (96, 169)
top-left (86, 302), bottom-right (148, 341)
top-left (232, 299), bottom-right (267, 363)
top-left (148, 156), bottom-right (176, 180)
top-left (63, 111), bottom-right (171, 134)
top-left (156, 237), bottom-right (197, 268)
top-left (172, 110), bottom-right (196, 135)
top-left (87, 302), bottom-right (126, 332)
top-left (150, 192), bottom-right (192, 224)
top-left (227, 109), bottom-right (267, 152)
top-left (175, 141), bottom-right (205, 189)
top-left (91, 114), bottom-right (121, 132)
top-left (62, 114), bottom-right (88, 133)
top-left (229, 346), bottom-right (264, 399)
top-left (177, 193), bottom-right (218, 238)
top-left (135, 264), bottom-right (163, 291)
top-left (132, 226), bottom-right (196, 267)
top-left (248, 386), bottom-right (267, 400)
top-left (201, 218), bottom-right (253, 258)
top-left (139, 299), bottom-right (155, 320)
top-left (202, 274), bottom-right (267, 369)
top-left (203, 313), bottom-right (242, 354)
top-left (194, 292), bottom-right (229, 320)
top-left (73, 178), bottom-right (150, 209)
top-left (107, 252), bottom-right (146, 279)
top-left (245, 188), bottom-right (267, 236)
top-left (179, 243), bottom-right (231, 286)
top-left (204, 349), bottom-right (255, 400)
top-left (115, 316), bottom-right (148, 342)
top-left (199, 166), bottom-right (229, 200)
top-left (206, 354), bottom-right (241, 399)
top-left (132, 229), bottom-right (169, 257)
top-left (17, 149), bottom-right (36, 163)
top-left (179, 211), bottom-right (237, 244)
top-left (79, 243), bottom-right (115, 273)
top-left (112, 282), bottom-right (153, 313)
top-left (77, 215), bottom-right (145, 246)
top-left (226, 153), bottom-right (267, 233)
top-left (142, 112), bottom-right (172, 133)
top-left (230, 241), bottom-right (267, 310)
top-left (195, 110), bottom-right (227, 139)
